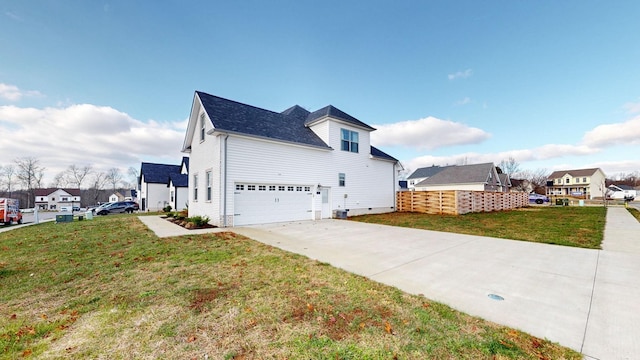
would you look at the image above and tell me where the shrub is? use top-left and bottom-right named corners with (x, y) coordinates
top-left (188, 215), bottom-right (210, 227)
top-left (163, 205), bottom-right (172, 213)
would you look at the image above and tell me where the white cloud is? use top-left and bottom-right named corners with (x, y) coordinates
top-left (0, 103), bottom-right (186, 185)
top-left (5, 11), bottom-right (22, 21)
top-left (623, 100), bottom-right (640, 114)
top-left (371, 116), bottom-right (491, 150)
top-left (582, 115), bottom-right (640, 147)
top-left (0, 83), bottom-right (42, 101)
top-left (454, 97), bottom-right (471, 106)
top-left (448, 68), bottom-right (473, 80)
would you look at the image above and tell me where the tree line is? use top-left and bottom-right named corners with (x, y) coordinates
top-left (0, 157), bottom-right (139, 208)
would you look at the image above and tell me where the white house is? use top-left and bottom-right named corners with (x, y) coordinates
top-left (406, 165), bottom-right (449, 190)
top-left (168, 158), bottom-right (189, 211)
top-left (546, 168), bottom-right (607, 199)
top-left (413, 163), bottom-right (502, 192)
top-left (181, 91), bottom-right (400, 227)
top-left (34, 188), bottom-right (81, 211)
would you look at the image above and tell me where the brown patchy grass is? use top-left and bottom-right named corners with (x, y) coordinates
top-left (351, 206), bottom-right (606, 249)
top-left (0, 215), bottom-right (581, 359)
top-left (628, 207), bottom-right (640, 222)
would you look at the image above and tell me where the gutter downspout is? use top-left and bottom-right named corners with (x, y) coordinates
top-left (222, 134), bottom-right (229, 227)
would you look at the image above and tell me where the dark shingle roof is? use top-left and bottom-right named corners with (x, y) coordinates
top-left (305, 105), bottom-right (376, 131)
top-left (181, 156), bottom-right (189, 171)
top-left (415, 163), bottom-right (496, 186)
top-left (169, 173), bottom-right (188, 187)
top-left (548, 168), bottom-right (602, 179)
top-left (34, 188), bottom-right (81, 196)
top-left (197, 91), bottom-right (329, 148)
top-left (407, 166), bottom-right (449, 180)
top-left (370, 146), bottom-right (398, 162)
top-left (141, 162), bottom-right (181, 184)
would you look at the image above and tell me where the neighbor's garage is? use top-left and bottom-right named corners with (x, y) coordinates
top-left (233, 183), bottom-right (313, 226)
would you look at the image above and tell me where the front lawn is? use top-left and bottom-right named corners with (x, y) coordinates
top-left (351, 206), bottom-right (606, 249)
top-left (0, 215), bottom-right (580, 359)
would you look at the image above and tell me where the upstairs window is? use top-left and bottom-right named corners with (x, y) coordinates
top-left (199, 113), bottom-right (206, 142)
top-left (341, 129), bottom-right (359, 153)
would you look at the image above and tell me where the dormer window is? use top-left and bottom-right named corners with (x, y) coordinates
top-left (199, 113), bottom-right (206, 142)
top-left (341, 129), bottom-right (359, 153)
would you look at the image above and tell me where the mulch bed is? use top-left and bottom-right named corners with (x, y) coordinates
top-left (163, 217), bottom-right (217, 230)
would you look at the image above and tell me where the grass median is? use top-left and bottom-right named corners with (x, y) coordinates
top-left (351, 206), bottom-right (607, 249)
top-left (0, 215), bottom-right (580, 359)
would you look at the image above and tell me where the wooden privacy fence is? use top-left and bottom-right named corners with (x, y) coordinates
top-left (396, 190), bottom-right (528, 215)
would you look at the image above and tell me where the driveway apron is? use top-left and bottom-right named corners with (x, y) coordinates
top-left (234, 206), bottom-right (640, 360)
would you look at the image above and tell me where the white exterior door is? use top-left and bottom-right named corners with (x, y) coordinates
top-left (233, 183), bottom-right (313, 226)
top-left (321, 188), bottom-right (331, 219)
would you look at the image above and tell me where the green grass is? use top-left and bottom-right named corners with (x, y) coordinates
top-left (0, 215), bottom-right (580, 359)
top-left (351, 206), bottom-right (607, 249)
top-left (628, 207), bottom-right (640, 222)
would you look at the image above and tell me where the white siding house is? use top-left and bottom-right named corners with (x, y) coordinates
top-left (414, 163), bottom-right (502, 192)
top-left (182, 91), bottom-right (400, 227)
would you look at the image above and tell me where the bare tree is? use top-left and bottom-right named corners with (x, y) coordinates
top-left (105, 167), bottom-right (123, 192)
top-left (14, 157), bottom-right (46, 207)
top-left (498, 157), bottom-right (521, 176)
top-left (128, 166), bottom-right (140, 187)
top-left (0, 164), bottom-right (16, 196)
top-left (86, 171), bottom-right (110, 205)
top-left (50, 171), bottom-right (70, 188)
top-left (66, 164), bottom-right (93, 189)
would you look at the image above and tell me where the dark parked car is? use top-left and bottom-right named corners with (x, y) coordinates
top-left (96, 201), bottom-right (139, 215)
top-left (528, 193), bottom-right (549, 204)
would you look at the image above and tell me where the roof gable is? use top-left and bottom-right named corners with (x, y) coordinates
top-left (416, 163), bottom-right (498, 186)
top-left (169, 173), bottom-right (188, 187)
top-left (140, 162), bottom-right (181, 184)
top-left (34, 188), bottom-right (81, 197)
top-left (196, 91), bottom-right (329, 148)
top-left (548, 168), bottom-right (603, 179)
top-left (304, 105), bottom-right (376, 131)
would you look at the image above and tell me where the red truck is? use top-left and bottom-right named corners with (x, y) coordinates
top-left (0, 198), bottom-right (23, 225)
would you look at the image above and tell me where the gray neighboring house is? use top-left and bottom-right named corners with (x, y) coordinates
top-left (498, 173), bottom-right (512, 193)
top-left (414, 162), bottom-right (502, 192)
top-left (406, 165), bottom-right (449, 190)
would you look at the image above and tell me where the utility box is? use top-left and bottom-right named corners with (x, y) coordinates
top-left (335, 210), bottom-right (348, 219)
top-left (56, 214), bottom-right (74, 223)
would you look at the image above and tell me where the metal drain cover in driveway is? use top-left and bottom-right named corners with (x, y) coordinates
top-left (488, 293), bottom-right (505, 301)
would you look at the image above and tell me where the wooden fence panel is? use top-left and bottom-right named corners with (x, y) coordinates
top-left (397, 191), bottom-right (528, 215)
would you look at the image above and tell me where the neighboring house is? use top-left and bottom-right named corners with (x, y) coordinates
top-left (406, 165), bottom-right (448, 190)
top-left (498, 173), bottom-right (512, 193)
top-left (413, 163), bottom-right (502, 192)
top-left (109, 192), bottom-right (124, 203)
top-left (510, 178), bottom-right (533, 193)
top-left (181, 91), bottom-right (400, 227)
top-left (168, 158), bottom-right (189, 211)
top-left (607, 184), bottom-right (637, 200)
top-left (34, 188), bottom-right (81, 210)
top-left (546, 168), bottom-right (606, 199)
top-left (139, 160), bottom-right (183, 211)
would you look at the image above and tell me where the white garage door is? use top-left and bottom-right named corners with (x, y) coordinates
top-left (233, 184), bottom-right (313, 226)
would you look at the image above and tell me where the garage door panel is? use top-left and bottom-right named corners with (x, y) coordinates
top-left (234, 184), bottom-right (312, 226)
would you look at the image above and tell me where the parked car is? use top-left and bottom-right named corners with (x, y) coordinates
top-left (528, 193), bottom-right (549, 204)
top-left (95, 201), bottom-right (139, 215)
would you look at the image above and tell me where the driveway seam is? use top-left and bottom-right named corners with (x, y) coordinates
top-left (581, 250), bottom-right (600, 356)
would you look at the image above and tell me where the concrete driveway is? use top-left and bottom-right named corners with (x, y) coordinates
top-left (232, 207), bottom-right (640, 360)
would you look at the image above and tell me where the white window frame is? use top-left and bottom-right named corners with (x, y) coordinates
top-left (206, 171), bottom-right (212, 201)
top-left (199, 113), bottom-right (206, 142)
top-left (193, 174), bottom-right (199, 201)
top-left (340, 129), bottom-right (359, 153)
top-left (339, 173), bottom-right (346, 187)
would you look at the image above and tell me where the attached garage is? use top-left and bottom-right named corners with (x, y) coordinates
top-left (233, 183), bottom-right (314, 226)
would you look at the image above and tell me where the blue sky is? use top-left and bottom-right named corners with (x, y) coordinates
top-left (1, 0), bottom-right (639, 186)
